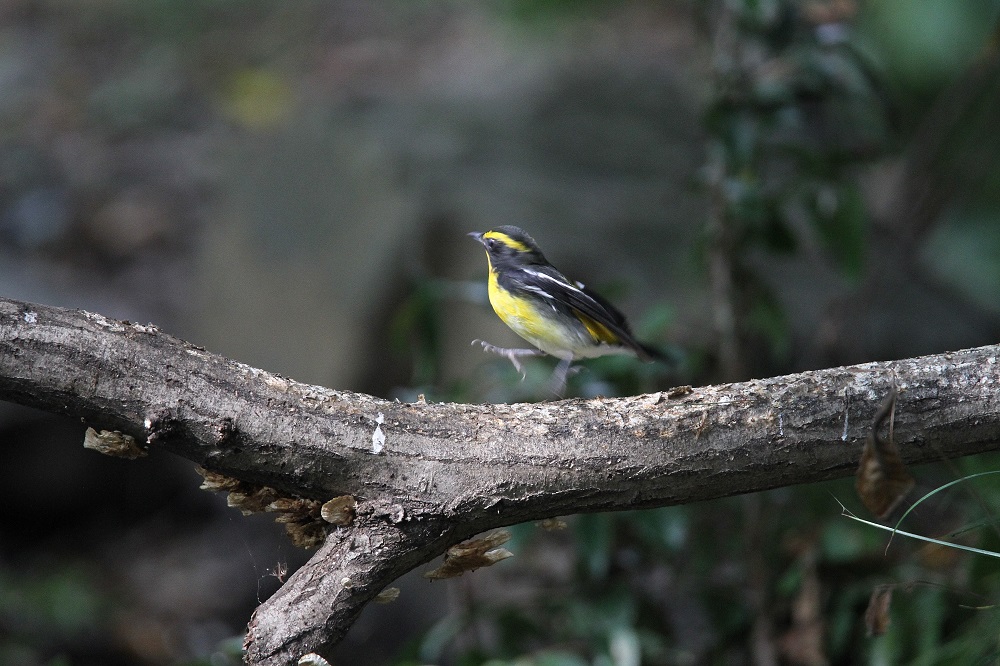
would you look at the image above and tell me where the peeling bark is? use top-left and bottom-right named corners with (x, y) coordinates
top-left (3, 297), bottom-right (1000, 664)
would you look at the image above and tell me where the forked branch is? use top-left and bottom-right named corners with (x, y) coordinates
top-left (3, 297), bottom-right (1000, 664)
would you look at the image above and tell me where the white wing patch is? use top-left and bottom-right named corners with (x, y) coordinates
top-left (519, 273), bottom-right (567, 312)
top-left (523, 270), bottom-right (586, 295)
top-left (522, 269), bottom-right (597, 312)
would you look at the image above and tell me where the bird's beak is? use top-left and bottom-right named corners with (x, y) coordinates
top-left (468, 231), bottom-right (485, 245)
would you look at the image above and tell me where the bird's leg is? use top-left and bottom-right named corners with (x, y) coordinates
top-left (472, 340), bottom-right (544, 379)
top-left (548, 357), bottom-right (578, 397)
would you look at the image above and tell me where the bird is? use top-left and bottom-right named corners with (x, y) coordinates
top-left (469, 225), bottom-right (663, 395)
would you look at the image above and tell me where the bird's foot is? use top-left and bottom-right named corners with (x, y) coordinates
top-left (472, 339), bottom-right (544, 380)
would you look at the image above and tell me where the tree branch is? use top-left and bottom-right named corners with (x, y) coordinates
top-left (3, 297), bottom-right (1000, 664)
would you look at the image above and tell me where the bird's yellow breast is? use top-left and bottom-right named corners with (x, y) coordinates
top-left (486, 263), bottom-right (593, 359)
top-left (487, 268), bottom-right (546, 339)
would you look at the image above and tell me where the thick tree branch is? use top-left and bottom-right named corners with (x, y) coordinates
top-left (3, 297), bottom-right (1000, 664)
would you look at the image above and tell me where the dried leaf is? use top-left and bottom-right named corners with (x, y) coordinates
top-left (536, 518), bottom-right (568, 531)
top-left (227, 486), bottom-right (280, 515)
top-left (285, 521), bottom-right (327, 549)
top-left (424, 530), bottom-right (513, 579)
top-left (195, 467), bottom-right (242, 492)
top-left (864, 585), bottom-right (894, 636)
top-left (266, 498), bottom-right (301, 513)
top-left (83, 427), bottom-right (147, 459)
top-left (321, 495), bottom-right (357, 526)
top-left (856, 388), bottom-right (914, 519)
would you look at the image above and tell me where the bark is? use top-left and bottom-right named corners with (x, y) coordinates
top-left (2, 296), bottom-right (1000, 664)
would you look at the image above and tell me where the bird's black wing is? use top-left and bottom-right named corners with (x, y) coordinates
top-left (514, 265), bottom-right (659, 360)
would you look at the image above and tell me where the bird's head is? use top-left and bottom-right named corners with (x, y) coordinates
top-left (468, 226), bottom-right (548, 269)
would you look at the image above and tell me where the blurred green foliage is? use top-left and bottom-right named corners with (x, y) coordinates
top-left (3, 0), bottom-right (1000, 664)
top-left (0, 563), bottom-right (109, 665)
top-left (861, 0), bottom-right (1000, 95)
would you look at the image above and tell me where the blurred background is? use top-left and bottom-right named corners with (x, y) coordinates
top-left (3, 0), bottom-right (1000, 664)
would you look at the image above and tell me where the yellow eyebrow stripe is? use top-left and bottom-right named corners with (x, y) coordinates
top-left (483, 230), bottom-right (531, 253)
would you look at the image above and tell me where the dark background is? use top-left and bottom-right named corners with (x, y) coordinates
top-left (3, 1), bottom-right (1000, 664)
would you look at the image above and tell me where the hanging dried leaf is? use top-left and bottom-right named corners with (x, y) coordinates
top-left (83, 427), bottom-right (147, 459)
top-left (424, 530), bottom-right (513, 579)
top-left (195, 466), bottom-right (242, 492)
top-left (536, 518), bottom-right (568, 531)
top-left (864, 585), bottom-right (894, 636)
top-left (856, 388), bottom-right (914, 519)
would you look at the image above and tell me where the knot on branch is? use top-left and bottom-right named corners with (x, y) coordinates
top-left (144, 408), bottom-right (183, 445)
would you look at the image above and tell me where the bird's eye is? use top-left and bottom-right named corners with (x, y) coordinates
top-left (486, 239), bottom-right (499, 250)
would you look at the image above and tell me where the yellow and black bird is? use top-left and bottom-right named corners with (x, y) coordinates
top-left (469, 225), bottom-right (662, 394)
